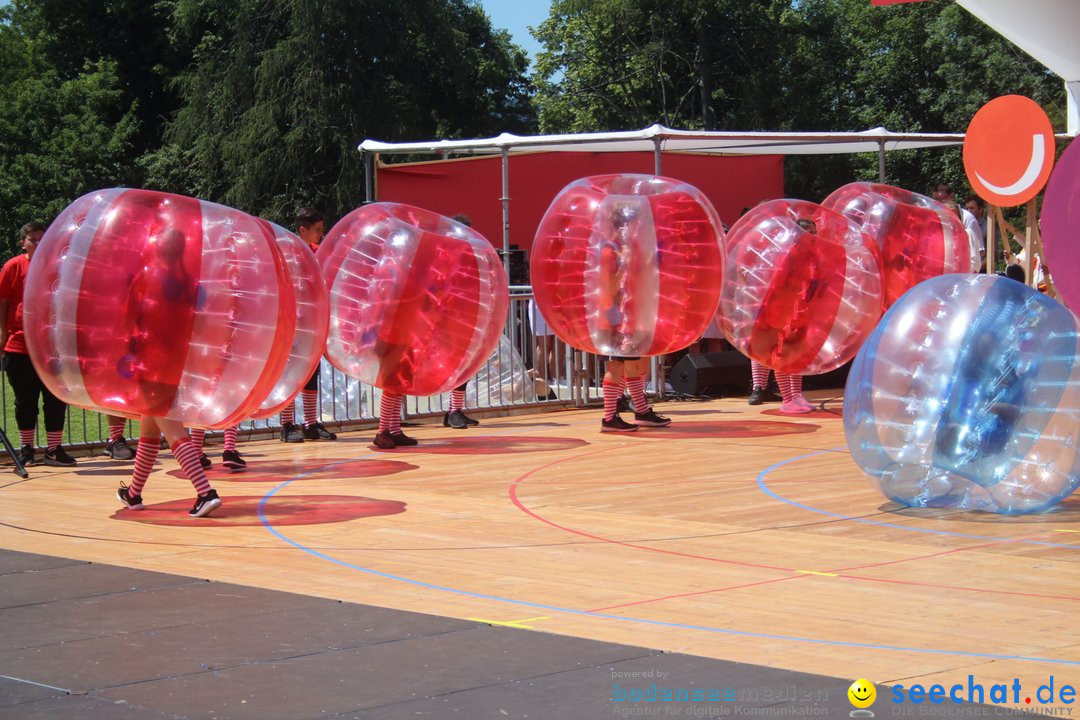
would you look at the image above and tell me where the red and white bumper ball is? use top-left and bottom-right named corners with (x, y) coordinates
top-left (23, 189), bottom-right (296, 428)
top-left (718, 200), bottom-right (883, 375)
top-left (822, 182), bottom-right (980, 308)
top-left (251, 220), bottom-right (329, 419)
top-left (318, 203), bottom-right (508, 396)
top-left (531, 174), bottom-right (725, 356)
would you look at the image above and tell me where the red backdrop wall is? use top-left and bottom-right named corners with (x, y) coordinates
top-left (375, 152), bottom-right (784, 259)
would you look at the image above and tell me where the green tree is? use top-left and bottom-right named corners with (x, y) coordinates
top-left (8, 0), bottom-right (180, 153)
top-left (533, 0), bottom-right (791, 133)
top-left (788, 0), bottom-right (1065, 201)
top-left (148, 0), bottom-right (536, 224)
top-left (532, 0), bottom-right (1065, 201)
top-left (0, 3), bottom-right (139, 252)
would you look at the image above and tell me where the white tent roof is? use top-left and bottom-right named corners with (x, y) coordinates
top-left (359, 125), bottom-right (965, 157)
top-left (957, 0), bottom-right (1080, 133)
top-left (959, 0), bottom-right (1080, 83)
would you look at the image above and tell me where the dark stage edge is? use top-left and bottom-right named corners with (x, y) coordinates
top-left (0, 549), bottom-right (1022, 720)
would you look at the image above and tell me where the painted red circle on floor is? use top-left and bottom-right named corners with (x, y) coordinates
top-left (168, 458), bottom-right (419, 482)
top-left (111, 494), bottom-right (406, 527)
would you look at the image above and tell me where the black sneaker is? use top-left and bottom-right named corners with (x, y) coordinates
top-left (303, 422), bottom-right (337, 441)
top-left (460, 411), bottom-right (479, 426)
top-left (221, 449), bottom-right (247, 472)
top-left (444, 410), bottom-right (470, 429)
top-left (17, 445), bottom-right (34, 467)
top-left (616, 394), bottom-right (632, 414)
top-left (189, 489), bottom-right (221, 518)
top-left (634, 409), bottom-right (671, 427)
top-left (748, 386), bottom-right (765, 406)
top-left (280, 423), bottom-right (305, 443)
top-left (601, 414), bottom-right (638, 433)
top-left (373, 431), bottom-right (396, 449)
top-left (43, 447), bottom-right (77, 466)
top-left (389, 431), bottom-right (418, 446)
top-left (106, 437), bottom-right (134, 460)
top-left (198, 453), bottom-right (212, 471)
top-left (116, 483), bottom-right (144, 510)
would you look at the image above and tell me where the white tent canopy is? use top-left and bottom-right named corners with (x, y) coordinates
top-left (957, 0), bottom-right (1080, 134)
top-left (359, 125), bottom-right (965, 157)
top-left (359, 125), bottom-right (969, 271)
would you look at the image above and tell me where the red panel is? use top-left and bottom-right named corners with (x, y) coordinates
top-left (375, 152), bottom-right (783, 258)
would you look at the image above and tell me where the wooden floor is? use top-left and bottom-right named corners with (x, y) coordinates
top-left (2, 392), bottom-right (1078, 705)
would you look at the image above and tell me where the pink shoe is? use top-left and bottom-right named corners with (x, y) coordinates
top-left (793, 394), bottom-right (815, 412)
top-left (780, 398), bottom-right (813, 415)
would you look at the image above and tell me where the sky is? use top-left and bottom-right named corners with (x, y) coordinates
top-left (479, 0), bottom-right (551, 69)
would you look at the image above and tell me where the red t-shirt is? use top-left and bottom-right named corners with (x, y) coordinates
top-left (0, 254), bottom-right (30, 354)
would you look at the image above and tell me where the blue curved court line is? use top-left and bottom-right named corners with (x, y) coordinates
top-left (257, 447), bottom-right (1080, 666)
top-left (757, 449), bottom-right (1080, 549)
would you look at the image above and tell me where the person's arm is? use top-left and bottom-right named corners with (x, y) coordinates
top-left (991, 208), bottom-right (1025, 263)
top-left (0, 260), bottom-right (13, 359)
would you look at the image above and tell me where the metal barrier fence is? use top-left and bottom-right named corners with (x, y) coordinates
top-left (1, 291), bottom-right (661, 454)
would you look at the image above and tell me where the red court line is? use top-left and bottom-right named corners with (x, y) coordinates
top-left (829, 538), bottom-right (1018, 571)
top-left (508, 446), bottom-right (1080, 609)
top-left (588, 574), bottom-right (806, 612)
top-left (508, 448), bottom-right (795, 573)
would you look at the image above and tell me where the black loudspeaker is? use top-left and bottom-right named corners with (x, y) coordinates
top-left (498, 248), bottom-right (528, 285)
top-left (669, 351), bottom-right (750, 397)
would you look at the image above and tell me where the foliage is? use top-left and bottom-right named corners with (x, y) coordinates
top-left (0, 0), bottom-right (535, 246)
top-left (0, 2), bottom-right (140, 253)
top-left (0, 0), bottom-right (1070, 249)
top-left (533, 0), bottom-right (792, 132)
top-left (534, 0), bottom-right (1066, 202)
top-left (153, 0), bottom-right (536, 225)
top-left (0, 0), bottom-right (173, 252)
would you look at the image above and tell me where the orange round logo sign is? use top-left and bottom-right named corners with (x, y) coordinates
top-left (963, 95), bottom-right (1055, 207)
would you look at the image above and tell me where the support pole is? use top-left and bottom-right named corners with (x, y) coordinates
top-left (501, 146), bottom-right (511, 278)
top-left (878, 141), bottom-right (886, 183)
top-left (363, 151), bottom-right (377, 203)
top-left (1025, 200), bottom-right (1036, 288)
top-left (653, 136), bottom-right (665, 399)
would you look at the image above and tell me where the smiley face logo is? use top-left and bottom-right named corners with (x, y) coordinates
top-left (848, 678), bottom-right (876, 709)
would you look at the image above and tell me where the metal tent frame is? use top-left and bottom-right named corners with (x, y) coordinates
top-left (359, 124), bottom-right (967, 269)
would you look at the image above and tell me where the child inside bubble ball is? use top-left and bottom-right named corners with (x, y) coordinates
top-left (115, 226), bottom-right (221, 518)
top-left (748, 217), bottom-right (817, 415)
top-left (595, 202), bottom-right (670, 432)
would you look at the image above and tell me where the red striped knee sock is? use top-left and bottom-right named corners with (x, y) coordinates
top-left (189, 428), bottom-right (206, 452)
top-left (128, 434), bottom-right (161, 496)
top-left (777, 373), bottom-right (794, 403)
top-left (626, 375), bottom-right (649, 414)
top-left (18, 429), bottom-right (34, 447)
top-left (224, 426), bottom-right (237, 452)
top-left (602, 381), bottom-right (622, 421)
top-left (301, 390), bottom-right (318, 427)
top-left (46, 430), bottom-right (62, 451)
top-left (171, 438), bottom-right (212, 496)
top-left (109, 420), bottom-right (125, 442)
top-left (280, 405), bottom-right (295, 425)
top-left (751, 361), bottom-right (770, 389)
top-left (379, 393), bottom-right (403, 434)
top-left (449, 389), bottom-right (465, 412)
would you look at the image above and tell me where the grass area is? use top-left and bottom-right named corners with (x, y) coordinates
top-left (1, 375), bottom-right (126, 448)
